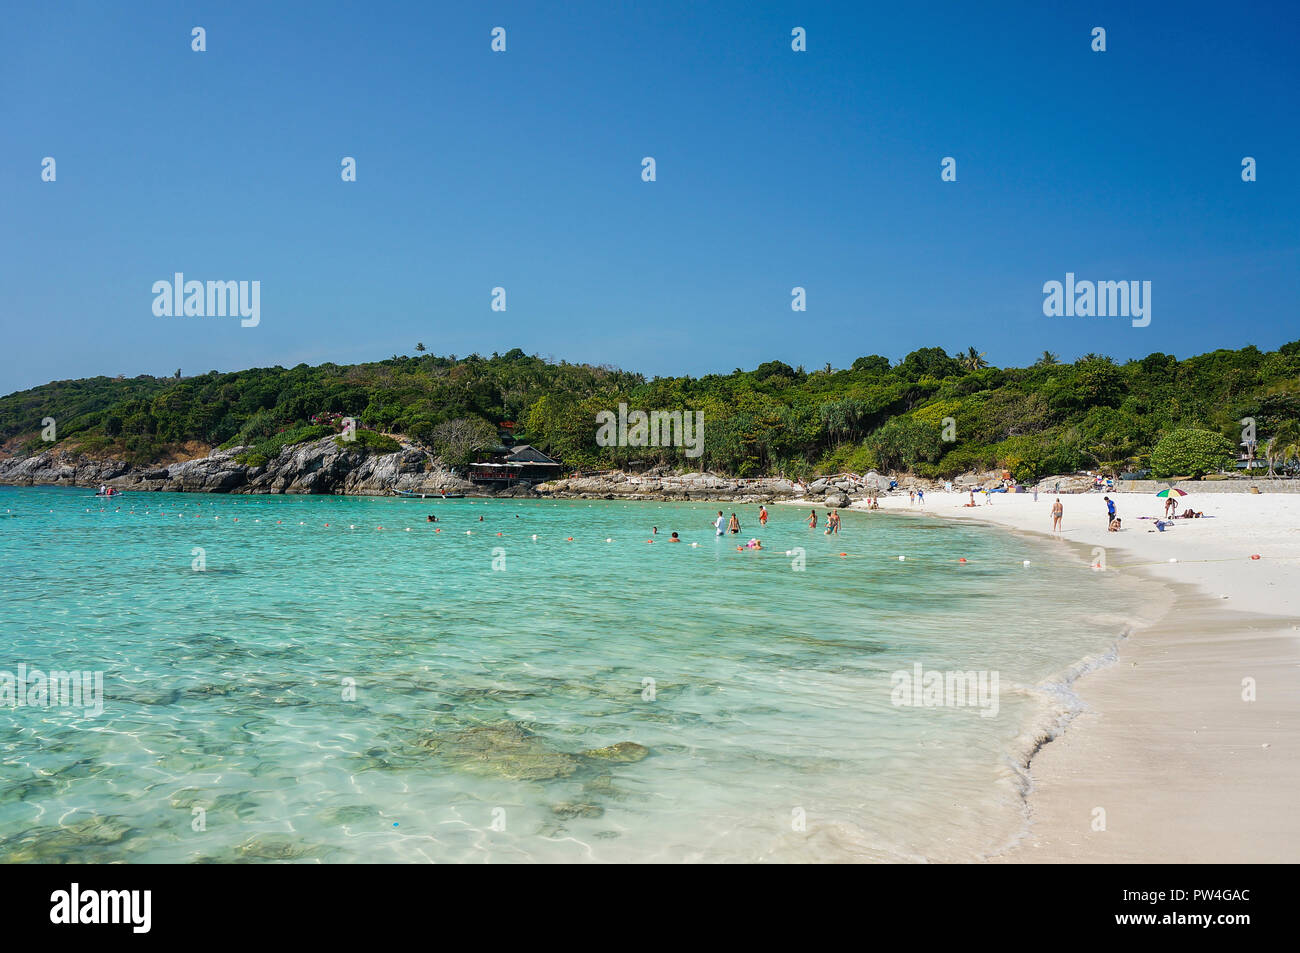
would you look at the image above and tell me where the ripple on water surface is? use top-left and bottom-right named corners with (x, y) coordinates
top-left (0, 489), bottom-right (1148, 861)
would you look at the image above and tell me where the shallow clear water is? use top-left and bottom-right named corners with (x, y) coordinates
top-left (0, 487), bottom-right (1147, 862)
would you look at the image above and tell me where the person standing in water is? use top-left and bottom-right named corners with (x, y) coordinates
top-left (714, 511), bottom-right (726, 536)
top-left (728, 512), bottom-right (741, 534)
top-left (1051, 497), bottom-right (1063, 536)
top-left (808, 509), bottom-right (818, 529)
top-left (759, 505), bottom-right (768, 527)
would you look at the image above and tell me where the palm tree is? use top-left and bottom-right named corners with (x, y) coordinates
top-left (960, 347), bottom-right (988, 372)
top-left (1283, 441), bottom-right (1300, 478)
top-left (415, 342), bottom-right (426, 353)
top-left (1035, 351), bottom-right (1059, 367)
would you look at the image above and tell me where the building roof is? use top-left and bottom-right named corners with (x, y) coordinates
top-left (504, 445), bottom-right (560, 465)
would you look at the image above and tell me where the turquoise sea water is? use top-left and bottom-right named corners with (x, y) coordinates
top-left (0, 487), bottom-right (1147, 862)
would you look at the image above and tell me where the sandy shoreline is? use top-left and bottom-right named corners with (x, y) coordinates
top-left (833, 490), bottom-right (1300, 863)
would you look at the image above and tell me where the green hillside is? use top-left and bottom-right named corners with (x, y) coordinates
top-left (3, 343), bottom-right (1299, 481)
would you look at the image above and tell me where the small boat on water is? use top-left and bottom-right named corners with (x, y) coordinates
top-left (392, 489), bottom-right (465, 499)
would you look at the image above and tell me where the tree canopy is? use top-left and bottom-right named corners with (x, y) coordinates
top-left (2, 342), bottom-right (1296, 480)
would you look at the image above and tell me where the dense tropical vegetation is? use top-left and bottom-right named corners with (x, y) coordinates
top-left (2, 342), bottom-right (1298, 481)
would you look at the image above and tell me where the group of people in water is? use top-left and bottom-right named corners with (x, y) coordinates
top-left (806, 508), bottom-right (841, 534)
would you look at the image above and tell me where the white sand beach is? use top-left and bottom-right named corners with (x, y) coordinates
top-left (856, 489), bottom-right (1300, 863)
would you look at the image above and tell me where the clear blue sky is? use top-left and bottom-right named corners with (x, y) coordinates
top-left (2, 0), bottom-right (1296, 394)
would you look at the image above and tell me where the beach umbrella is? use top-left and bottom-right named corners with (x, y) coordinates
top-left (1154, 487), bottom-right (1188, 498)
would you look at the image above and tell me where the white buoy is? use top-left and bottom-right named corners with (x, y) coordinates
top-left (1169, 557), bottom-right (1178, 563)
top-left (1022, 560), bottom-right (1031, 567)
top-left (898, 555), bottom-right (905, 561)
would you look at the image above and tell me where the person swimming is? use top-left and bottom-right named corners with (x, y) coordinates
top-left (669, 532), bottom-right (680, 542)
top-left (426, 514), bottom-right (437, 522)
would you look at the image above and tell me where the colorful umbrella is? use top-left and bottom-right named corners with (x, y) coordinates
top-left (1155, 487), bottom-right (1188, 498)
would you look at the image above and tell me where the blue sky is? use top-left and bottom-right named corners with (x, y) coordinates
top-left (2, 0), bottom-right (1296, 394)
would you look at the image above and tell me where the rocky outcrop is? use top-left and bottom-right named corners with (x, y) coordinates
top-left (0, 442), bottom-right (945, 502)
top-left (535, 470), bottom-right (800, 502)
top-left (0, 437), bottom-right (472, 497)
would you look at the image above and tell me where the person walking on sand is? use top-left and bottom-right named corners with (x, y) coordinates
top-left (1104, 495), bottom-right (1116, 529)
top-left (715, 511), bottom-right (726, 536)
top-left (759, 505), bottom-right (768, 527)
top-left (1051, 497), bottom-right (1063, 535)
top-left (909, 490), bottom-right (915, 505)
top-left (916, 489), bottom-right (925, 505)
